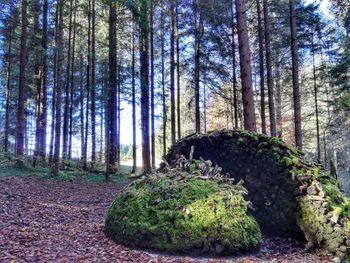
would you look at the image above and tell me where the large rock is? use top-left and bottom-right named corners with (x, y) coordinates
top-left (105, 169), bottom-right (261, 255)
top-left (165, 129), bottom-right (317, 238)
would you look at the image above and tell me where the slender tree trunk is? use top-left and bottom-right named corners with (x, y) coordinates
top-left (116, 63), bottom-right (121, 166)
top-left (83, 0), bottom-right (91, 170)
top-left (263, 0), bottom-right (276, 136)
top-left (52, 0), bottom-right (64, 176)
top-left (235, 0), bottom-right (257, 132)
top-left (91, 0), bottom-right (96, 167)
top-left (161, 5), bottom-right (167, 157)
top-left (16, 0), bottom-right (28, 163)
top-left (275, 62), bottom-right (283, 135)
top-left (176, 0), bottom-right (181, 140)
top-left (4, 25), bottom-right (13, 153)
top-left (33, 0), bottom-right (42, 166)
top-left (68, 0), bottom-right (77, 160)
top-left (132, 19), bottom-right (137, 173)
top-left (106, 2), bottom-right (117, 177)
top-left (256, 0), bottom-right (266, 134)
top-left (312, 33), bottom-right (321, 161)
top-left (194, 0), bottom-right (203, 134)
top-left (230, 1), bottom-right (238, 129)
top-left (63, 0), bottom-right (74, 161)
top-left (140, 0), bottom-right (151, 172)
top-left (49, 4), bottom-right (59, 164)
top-left (289, 0), bottom-right (302, 150)
top-left (79, 53), bottom-right (85, 161)
top-left (170, 0), bottom-right (176, 144)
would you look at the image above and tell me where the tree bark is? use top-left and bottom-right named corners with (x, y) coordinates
top-left (256, 0), bottom-right (266, 134)
top-left (139, 0), bottom-right (151, 172)
top-left (91, 0), bottom-right (96, 167)
top-left (263, 0), bottom-right (276, 136)
top-left (79, 52), bottom-right (85, 162)
top-left (289, 0), bottom-right (302, 150)
top-left (106, 2), bottom-right (117, 177)
top-left (4, 22), bottom-right (13, 153)
top-left (231, 0), bottom-right (238, 129)
top-left (150, 0), bottom-right (155, 167)
top-left (132, 18), bottom-right (137, 173)
top-left (63, 0), bottom-right (74, 161)
top-left (16, 0), bottom-right (28, 163)
top-left (176, 0), bottom-right (181, 140)
top-left (52, 0), bottom-right (64, 176)
top-left (161, 4), bottom-right (167, 157)
top-left (235, 0), bottom-right (257, 132)
top-left (170, 0), bottom-right (176, 144)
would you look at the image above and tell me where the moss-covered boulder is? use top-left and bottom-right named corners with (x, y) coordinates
top-left (165, 129), bottom-right (350, 258)
top-left (105, 168), bottom-right (261, 255)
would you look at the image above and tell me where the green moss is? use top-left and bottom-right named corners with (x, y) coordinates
top-left (282, 156), bottom-right (299, 167)
top-left (105, 172), bottom-right (261, 254)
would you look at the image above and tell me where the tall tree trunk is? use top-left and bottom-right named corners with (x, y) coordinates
top-left (194, 0), bottom-right (203, 134)
top-left (52, 0), bottom-right (64, 176)
top-left (16, 0), bottom-right (28, 164)
top-left (289, 0), bottom-right (302, 150)
top-left (161, 4), bottom-right (167, 157)
top-left (116, 63), bottom-right (121, 166)
top-left (150, 0), bottom-right (156, 167)
top-left (4, 24), bottom-right (13, 153)
top-left (63, 0), bottom-right (74, 161)
top-left (49, 4), bottom-right (59, 164)
top-left (263, 0), bottom-right (276, 136)
top-left (83, 0), bottom-right (91, 170)
top-left (106, 2), bottom-right (117, 177)
top-left (91, 0), bottom-right (96, 167)
top-left (140, 0), bottom-right (151, 172)
top-left (33, 0), bottom-right (42, 166)
top-left (68, 0), bottom-right (77, 160)
top-left (132, 18), bottom-right (137, 173)
top-left (170, 0), bottom-right (176, 144)
top-left (39, 0), bottom-right (48, 162)
top-left (230, 1), bottom-right (238, 129)
top-left (176, 0), bottom-right (181, 140)
top-left (256, 0), bottom-right (266, 134)
top-left (275, 62), bottom-right (283, 135)
top-left (235, 0), bottom-right (257, 132)
top-left (312, 33), bottom-right (321, 161)
top-left (79, 53), bottom-right (85, 162)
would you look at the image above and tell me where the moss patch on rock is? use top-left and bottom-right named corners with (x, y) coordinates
top-left (105, 164), bottom-right (261, 255)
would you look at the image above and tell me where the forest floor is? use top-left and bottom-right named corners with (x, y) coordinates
top-left (0, 173), bottom-right (334, 263)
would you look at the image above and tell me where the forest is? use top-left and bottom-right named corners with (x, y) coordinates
top-left (0, 0), bottom-right (350, 262)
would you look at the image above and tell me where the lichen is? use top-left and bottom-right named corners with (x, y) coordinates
top-left (105, 172), bottom-right (261, 254)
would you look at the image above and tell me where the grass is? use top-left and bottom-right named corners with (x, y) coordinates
top-left (0, 152), bottom-right (133, 184)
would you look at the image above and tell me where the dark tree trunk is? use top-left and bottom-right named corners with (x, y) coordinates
top-left (235, 0), bottom-right (257, 132)
top-left (139, 0), bottom-right (151, 172)
top-left (170, 0), bottom-right (176, 144)
top-left (79, 53), bottom-right (85, 162)
top-left (263, 0), bottom-right (276, 136)
top-left (106, 2), bottom-right (117, 177)
top-left (289, 0), bottom-right (302, 150)
top-left (176, 0), bottom-right (181, 140)
top-left (91, 0), bottom-right (96, 167)
top-left (52, 0), bottom-right (64, 176)
top-left (83, 0), bottom-right (91, 170)
top-left (68, 0), bottom-right (77, 160)
top-left (256, 0), bottom-right (266, 134)
top-left (230, 1), bottom-right (238, 129)
top-left (312, 33), bottom-right (321, 161)
top-left (49, 4), bottom-right (59, 164)
top-left (63, 0), bottom-right (74, 161)
top-left (4, 23), bottom-right (13, 153)
top-left (150, 0), bottom-right (155, 167)
top-left (132, 19), bottom-right (137, 173)
top-left (33, 0), bottom-right (42, 167)
top-left (116, 63), bottom-right (121, 166)
top-left (275, 62), bottom-right (283, 134)
top-left (161, 4), bottom-right (167, 157)
top-left (16, 0), bottom-right (28, 163)
top-left (194, 0), bottom-right (203, 134)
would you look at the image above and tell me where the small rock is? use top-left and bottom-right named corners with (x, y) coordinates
top-left (331, 257), bottom-right (341, 263)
